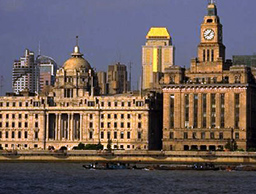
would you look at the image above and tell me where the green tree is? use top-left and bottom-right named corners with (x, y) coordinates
top-left (107, 139), bottom-right (112, 152)
top-left (225, 139), bottom-right (238, 151)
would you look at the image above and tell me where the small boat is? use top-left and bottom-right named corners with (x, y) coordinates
top-left (83, 162), bottom-right (127, 170)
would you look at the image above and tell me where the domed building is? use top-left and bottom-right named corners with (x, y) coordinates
top-left (54, 41), bottom-right (98, 98)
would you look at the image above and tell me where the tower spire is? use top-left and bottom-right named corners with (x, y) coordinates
top-left (76, 36), bottom-right (79, 46)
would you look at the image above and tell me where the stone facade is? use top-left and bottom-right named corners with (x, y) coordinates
top-left (162, 3), bottom-right (256, 151)
top-left (0, 43), bottom-right (162, 151)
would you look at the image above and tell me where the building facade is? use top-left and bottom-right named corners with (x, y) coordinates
top-left (142, 27), bottom-right (174, 90)
top-left (162, 2), bottom-right (256, 151)
top-left (107, 62), bottom-right (130, 94)
top-left (12, 49), bottom-right (39, 94)
top-left (233, 55), bottom-right (256, 68)
top-left (36, 55), bottom-right (57, 93)
top-left (0, 44), bottom-right (162, 151)
top-left (97, 71), bottom-right (107, 95)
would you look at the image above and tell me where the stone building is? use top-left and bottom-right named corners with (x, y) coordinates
top-left (142, 27), bottom-right (174, 90)
top-left (162, 2), bottom-right (256, 151)
top-left (107, 62), bottom-right (129, 94)
top-left (0, 43), bottom-right (162, 151)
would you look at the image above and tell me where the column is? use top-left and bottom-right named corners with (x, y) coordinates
top-left (46, 113), bottom-right (49, 141)
top-left (58, 113), bottom-right (61, 140)
top-left (55, 113), bottom-right (58, 140)
top-left (70, 113), bottom-right (74, 141)
top-left (67, 113), bottom-right (70, 140)
top-left (80, 114), bottom-right (83, 141)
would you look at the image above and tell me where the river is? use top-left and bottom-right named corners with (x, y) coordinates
top-left (0, 163), bottom-right (255, 194)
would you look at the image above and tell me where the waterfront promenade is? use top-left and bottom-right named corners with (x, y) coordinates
top-left (1, 150), bottom-right (256, 164)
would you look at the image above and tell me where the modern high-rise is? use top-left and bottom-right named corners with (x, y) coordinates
top-left (107, 62), bottom-right (129, 94)
top-left (36, 55), bottom-right (57, 93)
top-left (97, 71), bottom-right (107, 95)
top-left (233, 55), bottom-right (256, 67)
top-left (142, 27), bottom-right (174, 90)
top-left (12, 49), bottom-right (39, 94)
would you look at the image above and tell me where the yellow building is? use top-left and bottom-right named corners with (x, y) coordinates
top-left (142, 27), bottom-right (174, 90)
top-left (162, 2), bottom-right (256, 151)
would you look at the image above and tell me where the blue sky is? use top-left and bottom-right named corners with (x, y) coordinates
top-left (0, 0), bottom-right (255, 93)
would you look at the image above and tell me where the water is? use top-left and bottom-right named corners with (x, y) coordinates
top-left (0, 163), bottom-right (255, 194)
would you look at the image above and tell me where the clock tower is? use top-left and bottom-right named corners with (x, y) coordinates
top-left (191, 2), bottom-right (228, 73)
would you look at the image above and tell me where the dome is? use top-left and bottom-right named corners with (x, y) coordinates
top-left (63, 44), bottom-right (91, 71)
top-left (63, 57), bottom-right (91, 71)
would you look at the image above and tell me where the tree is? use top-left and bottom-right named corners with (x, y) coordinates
top-left (225, 139), bottom-right (238, 151)
top-left (107, 139), bottom-right (112, 152)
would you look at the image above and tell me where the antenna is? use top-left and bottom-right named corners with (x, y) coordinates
top-left (76, 36), bottom-right (79, 46)
top-left (129, 62), bottom-right (132, 91)
top-left (38, 41), bottom-right (41, 56)
top-left (0, 75), bottom-right (4, 96)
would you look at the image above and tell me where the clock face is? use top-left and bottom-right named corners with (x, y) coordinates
top-left (204, 29), bottom-right (215, 40)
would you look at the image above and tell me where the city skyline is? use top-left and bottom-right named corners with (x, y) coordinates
top-left (0, 0), bottom-right (256, 94)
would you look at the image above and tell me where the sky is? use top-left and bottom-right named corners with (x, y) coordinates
top-left (0, 0), bottom-right (256, 93)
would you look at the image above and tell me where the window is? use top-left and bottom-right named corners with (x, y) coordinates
top-left (120, 132), bottom-right (124, 139)
top-left (121, 122), bottom-right (124, 128)
top-left (128, 102), bottom-right (131, 107)
top-left (107, 132), bottom-right (111, 139)
top-left (185, 94), bottom-right (189, 128)
top-left (18, 131), bottom-right (21, 139)
top-left (6, 102), bottom-right (9, 107)
top-left (169, 132), bottom-right (174, 139)
top-left (121, 102), bottom-right (124, 107)
top-left (101, 131), bottom-right (104, 139)
top-left (88, 101), bottom-right (95, 107)
top-left (35, 114), bottom-right (38, 119)
top-left (34, 144), bottom-right (38, 148)
top-left (89, 114), bottom-right (93, 119)
top-left (114, 131), bottom-right (117, 139)
top-left (193, 94), bottom-right (198, 128)
top-left (5, 122), bottom-right (9, 128)
top-left (201, 132), bottom-right (205, 139)
top-left (127, 122), bottom-right (130, 128)
top-left (101, 102), bottom-right (104, 107)
top-left (89, 131), bottom-right (93, 139)
top-left (219, 132), bottom-right (223, 140)
top-left (138, 132), bottom-right (142, 139)
top-left (18, 122), bottom-right (22, 128)
top-left (211, 94), bottom-right (216, 128)
top-left (108, 102), bottom-right (111, 107)
top-left (114, 122), bottom-right (117, 128)
top-left (235, 94), bottom-right (240, 129)
top-left (170, 94), bottom-right (175, 128)
top-left (121, 114), bottom-right (124, 119)
top-left (184, 132), bottom-right (188, 139)
top-left (138, 122), bottom-right (141, 128)
top-left (101, 114), bottom-right (104, 119)
top-left (202, 94), bottom-right (207, 128)
top-left (35, 122), bottom-right (38, 128)
top-left (19, 114), bottom-right (22, 119)
top-left (19, 102), bottom-right (22, 107)
top-left (24, 131), bottom-right (28, 139)
top-left (35, 132), bottom-right (38, 139)
top-left (127, 132), bottom-right (130, 139)
top-left (12, 114), bottom-right (15, 119)
top-left (25, 122), bottom-right (28, 128)
top-left (0, 122), bottom-right (1, 128)
top-left (12, 122), bottom-right (15, 128)
top-left (220, 94), bottom-right (225, 128)
top-left (138, 114), bottom-right (142, 119)
top-left (114, 102), bottom-right (118, 107)
top-left (0, 131), bottom-right (2, 138)
top-left (0, 102), bottom-right (2, 107)
top-left (210, 132), bottom-right (215, 139)
top-left (0, 114), bottom-right (2, 119)
top-left (107, 114), bottom-right (111, 119)
top-left (114, 114), bottom-right (117, 119)
top-left (13, 102), bottom-right (16, 107)
top-left (192, 132), bottom-right (197, 139)
top-left (127, 114), bottom-right (131, 119)
top-left (107, 122), bottom-right (111, 128)
top-left (6, 114), bottom-right (9, 119)
top-left (101, 122), bottom-right (104, 128)
top-left (5, 131), bottom-right (9, 139)
top-left (235, 132), bottom-right (239, 140)
top-left (89, 122), bottom-right (93, 128)
top-left (25, 114), bottom-right (28, 119)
